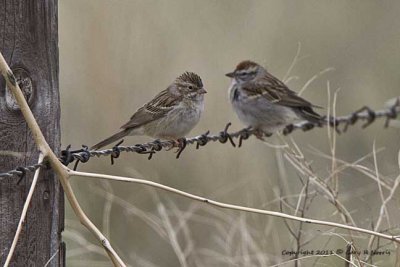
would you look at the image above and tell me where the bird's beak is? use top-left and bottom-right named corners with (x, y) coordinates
top-left (225, 72), bottom-right (235, 78)
top-left (198, 88), bottom-right (207, 94)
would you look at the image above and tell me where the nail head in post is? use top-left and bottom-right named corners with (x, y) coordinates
top-left (43, 190), bottom-right (50, 200)
top-left (5, 67), bottom-right (34, 111)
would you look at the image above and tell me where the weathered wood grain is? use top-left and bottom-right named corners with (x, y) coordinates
top-left (0, 0), bottom-right (64, 266)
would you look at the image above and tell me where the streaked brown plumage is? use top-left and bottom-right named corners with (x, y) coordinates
top-left (91, 72), bottom-right (206, 150)
top-left (226, 60), bottom-right (321, 135)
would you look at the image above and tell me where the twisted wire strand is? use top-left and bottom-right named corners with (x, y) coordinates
top-left (0, 163), bottom-right (48, 182)
top-left (67, 98), bottom-right (400, 164)
top-left (1, 98), bottom-right (399, 179)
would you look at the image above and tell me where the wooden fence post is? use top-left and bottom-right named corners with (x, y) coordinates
top-left (0, 1), bottom-right (64, 266)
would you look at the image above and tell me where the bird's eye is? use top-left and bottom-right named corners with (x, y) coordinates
top-left (188, 86), bottom-right (193, 89)
top-left (240, 72), bottom-right (247, 76)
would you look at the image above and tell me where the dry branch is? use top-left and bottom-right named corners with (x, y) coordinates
top-left (4, 154), bottom-right (45, 266)
top-left (0, 51), bottom-right (126, 267)
top-left (69, 170), bottom-right (400, 244)
top-left (2, 45), bottom-right (400, 266)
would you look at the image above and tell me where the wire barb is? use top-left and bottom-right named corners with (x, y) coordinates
top-left (385, 97), bottom-right (400, 127)
top-left (148, 140), bottom-right (163, 160)
top-left (110, 140), bottom-right (124, 165)
top-left (1, 98), bottom-right (399, 177)
top-left (0, 162), bottom-right (48, 184)
top-left (60, 145), bottom-right (74, 166)
top-left (71, 145), bottom-right (91, 170)
top-left (218, 122), bottom-right (236, 147)
top-left (196, 131), bottom-right (210, 149)
top-left (238, 128), bottom-right (252, 147)
top-left (327, 116), bottom-right (341, 134)
top-left (15, 167), bottom-right (27, 185)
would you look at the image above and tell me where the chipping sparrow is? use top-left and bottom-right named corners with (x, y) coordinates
top-left (91, 72), bottom-right (206, 149)
top-left (226, 60), bottom-right (321, 137)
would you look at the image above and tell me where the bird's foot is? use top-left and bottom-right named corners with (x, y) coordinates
top-left (166, 138), bottom-right (187, 156)
top-left (167, 138), bottom-right (187, 158)
top-left (253, 129), bottom-right (272, 140)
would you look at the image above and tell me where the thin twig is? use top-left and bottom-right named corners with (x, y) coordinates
top-left (283, 146), bottom-right (357, 227)
top-left (101, 180), bottom-right (114, 238)
top-left (309, 146), bottom-right (392, 190)
top-left (0, 51), bottom-right (126, 267)
top-left (283, 42), bottom-right (308, 82)
top-left (69, 170), bottom-right (400, 244)
top-left (298, 67), bottom-right (335, 96)
top-left (158, 203), bottom-right (188, 267)
top-left (4, 154), bottom-right (45, 266)
top-left (366, 172), bottom-right (400, 260)
top-left (372, 142), bottom-right (390, 228)
top-left (44, 248), bottom-right (60, 267)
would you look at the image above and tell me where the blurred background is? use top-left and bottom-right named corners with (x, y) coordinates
top-left (59, 1), bottom-right (400, 266)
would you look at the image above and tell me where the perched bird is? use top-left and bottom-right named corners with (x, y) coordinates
top-left (91, 72), bottom-right (206, 150)
top-left (226, 60), bottom-right (321, 137)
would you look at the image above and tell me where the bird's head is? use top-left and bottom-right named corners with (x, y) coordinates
top-left (175, 72), bottom-right (206, 100)
top-left (226, 60), bottom-right (266, 84)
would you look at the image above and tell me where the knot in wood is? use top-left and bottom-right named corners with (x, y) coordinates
top-left (5, 67), bottom-right (34, 111)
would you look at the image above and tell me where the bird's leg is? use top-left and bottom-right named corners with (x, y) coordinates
top-left (165, 137), bottom-right (187, 152)
top-left (253, 129), bottom-right (272, 141)
top-left (165, 138), bottom-right (187, 158)
top-left (165, 140), bottom-right (177, 151)
top-left (175, 138), bottom-right (187, 158)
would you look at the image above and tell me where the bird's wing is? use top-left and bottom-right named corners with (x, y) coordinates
top-left (241, 74), bottom-right (316, 108)
top-left (121, 88), bottom-right (182, 129)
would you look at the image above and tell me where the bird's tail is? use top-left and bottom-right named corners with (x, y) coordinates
top-left (298, 106), bottom-right (323, 124)
top-left (90, 129), bottom-right (130, 150)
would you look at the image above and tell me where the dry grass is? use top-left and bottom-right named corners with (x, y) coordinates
top-left (63, 47), bottom-right (400, 266)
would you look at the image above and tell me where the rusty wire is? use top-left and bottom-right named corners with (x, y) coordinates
top-left (0, 163), bottom-right (48, 183)
top-left (1, 98), bottom-right (399, 180)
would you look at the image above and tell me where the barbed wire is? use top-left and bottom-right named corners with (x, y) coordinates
top-left (1, 98), bottom-right (399, 180)
top-left (0, 163), bottom-right (48, 183)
